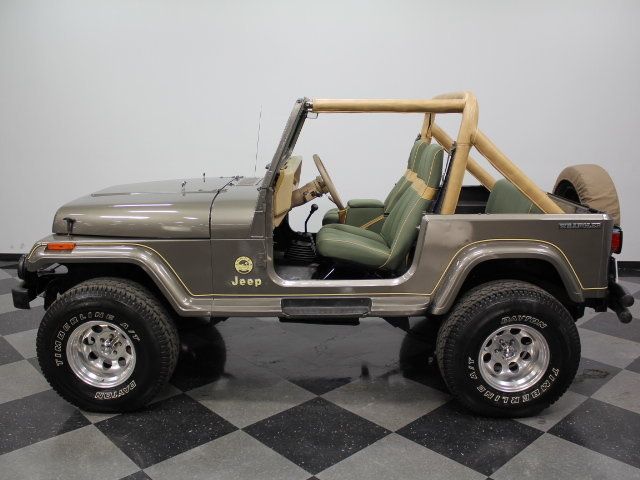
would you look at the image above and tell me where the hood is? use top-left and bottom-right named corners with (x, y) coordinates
top-left (52, 177), bottom-right (235, 238)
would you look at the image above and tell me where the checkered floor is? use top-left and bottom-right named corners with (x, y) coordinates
top-left (1, 260), bottom-right (640, 480)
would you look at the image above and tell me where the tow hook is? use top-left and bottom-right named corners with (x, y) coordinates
top-left (608, 280), bottom-right (634, 323)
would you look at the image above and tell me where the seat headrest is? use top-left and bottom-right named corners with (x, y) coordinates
top-left (413, 143), bottom-right (444, 188)
top-left (407, 139), bottom-right (429, 170)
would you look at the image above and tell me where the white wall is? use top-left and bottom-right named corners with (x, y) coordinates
top-left (1, 0), bottom-right (639, 258)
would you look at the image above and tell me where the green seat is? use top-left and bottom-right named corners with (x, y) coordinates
top-left (485, 179), bottom-right (542, 214)
top-left (322, 139), bottom-right (431, 232)
top-left (317, 144), bottom-right (443, 272)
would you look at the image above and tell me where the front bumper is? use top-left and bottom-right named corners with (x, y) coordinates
top-left (11, 281), bottom-right (36, 310)
top-left (11, 254), bottom-right (37, 310)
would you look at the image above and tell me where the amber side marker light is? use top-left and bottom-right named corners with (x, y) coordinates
top-left (46, 242), bottom-right (76, 251)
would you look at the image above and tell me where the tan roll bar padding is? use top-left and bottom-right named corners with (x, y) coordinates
top-left (420, 113), bottom-right (434, 143)
top-left (432, 92), bottom-right (477, 214)
top-left (312, 98), bottom-right (466, 114)
top-left (311, 92), bottom-right (564, 215)
top-left (430, 124), bottom-right (496, 191)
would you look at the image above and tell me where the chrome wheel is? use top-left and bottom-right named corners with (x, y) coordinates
top-left (66, 321), bottom-right (136, 388)
top-left (478, 324), bottom-right (549, 393)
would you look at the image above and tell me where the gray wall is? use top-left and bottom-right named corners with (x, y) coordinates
top-left (1, 0), bottom-right (639, 259)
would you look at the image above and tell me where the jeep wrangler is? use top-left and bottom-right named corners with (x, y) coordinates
top-left (12, 92), bottom-right (633, 417)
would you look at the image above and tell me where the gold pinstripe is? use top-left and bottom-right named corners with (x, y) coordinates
top-left (27, 237), bottom-right (607, 298)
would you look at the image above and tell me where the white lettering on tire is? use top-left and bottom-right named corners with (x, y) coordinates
top-left (500, 314), bottom-right (547, 329)
top-left (95, 380), bottom-right (137, 399)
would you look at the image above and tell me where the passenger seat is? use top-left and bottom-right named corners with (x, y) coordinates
top-left (316, 144), bottom-right (444, 272)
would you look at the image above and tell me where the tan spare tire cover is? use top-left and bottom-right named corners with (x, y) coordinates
top-left (553, 164), bottom-right (620, 226)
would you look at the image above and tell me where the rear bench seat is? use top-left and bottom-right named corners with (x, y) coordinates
top-left (485, 179), bottom-right (542, 214)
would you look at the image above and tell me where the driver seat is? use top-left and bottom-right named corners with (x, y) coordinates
top-left (322, 139), bottom-right (431, 231)
top-left (316, 143), bottom-right (443, 272)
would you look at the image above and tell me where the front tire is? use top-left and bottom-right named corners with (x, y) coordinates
top-left (436, 280), bottom-right (580, 417)
top-left (36, 278), bottom-right (179, 412)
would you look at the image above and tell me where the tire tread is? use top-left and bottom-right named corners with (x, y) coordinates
top-left (36, 277), bottom-right (179, 412)
top-left (435, 279), bottom-right (580, 417)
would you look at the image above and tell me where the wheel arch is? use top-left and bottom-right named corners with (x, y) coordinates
top-left (25, 243), bottom-right (212, 316)
top-left (50, 263), bottom-right (173, 312)
top-left (428, 241), bottom-right (585, 317)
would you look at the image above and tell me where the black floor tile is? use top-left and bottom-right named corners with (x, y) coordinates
top-left (626, 355), bottom-right (640, 374)
top-left (264, 354), bottom-right (374, 392)
top-left (289, 377), bottom-right (352, 395)
top-left (170, 323), bottom-right (227, 391)
top-left (581, 312), bottom-right (640, 343)
top-left (277, 321), bottom-right (365, 344)
top-left (0, 277), bottom-right (18, 295)
top-left (550, 398), bottom-right (640, 469)
top-left (96, 393), bottom-right (236, 469)
top-left (569, 357), bottom-right (621, 397)
top-left (0, 389), bottom-right (90, 455)
top-left (118, 472), bottom-right (152, 480)
top-left (0, 336), bottom-right (23, 366)
top-left (397, 402), bottom-right (543, 476)
top-left (0, 306), bottom-right (44, 336)
top-left (244, 397), bottom-right (390, 475)
top-left (397, 318), bottom-right (448, 392)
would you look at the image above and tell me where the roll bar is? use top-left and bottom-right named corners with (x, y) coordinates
top-left (311, 92), bottom-right (563, 215)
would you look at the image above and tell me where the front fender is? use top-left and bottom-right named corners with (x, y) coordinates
top-left (25, 238), bottom-right (213, 316)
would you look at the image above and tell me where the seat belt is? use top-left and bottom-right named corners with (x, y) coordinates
top-left (432, 141), bottom-right (457, 214)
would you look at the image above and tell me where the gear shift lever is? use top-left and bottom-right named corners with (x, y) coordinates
top-left (304, 203), bottom-right (319, 234)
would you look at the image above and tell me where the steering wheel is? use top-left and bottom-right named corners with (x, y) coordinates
top-left (313, 154), bottom-right (345, 211)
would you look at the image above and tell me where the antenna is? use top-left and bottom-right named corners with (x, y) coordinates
top-left (253, 105), bottom-right (262, 177)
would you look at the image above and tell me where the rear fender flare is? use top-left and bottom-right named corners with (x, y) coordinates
top-left (428, 240), bottom-right (584, 315)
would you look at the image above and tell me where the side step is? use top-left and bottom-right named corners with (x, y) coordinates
top-left (280, 298), bottom-right (371, 325)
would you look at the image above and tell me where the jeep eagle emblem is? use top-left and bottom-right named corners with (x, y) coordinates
top-left (234, 256), bottom-right (253, 274)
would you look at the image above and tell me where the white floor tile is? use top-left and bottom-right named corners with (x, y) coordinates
top-left (0, 360), bottom-right (49, 404)
top-left (593, 370), bottom-right (640, 415)
top-left (317, 433), bottom-right (484, 480)
top-left (579, 328), bottom-right (640, 368)
top-left (4, 328), bottom-right (37, 359)
top-left (145, 430), bottom-right (308, 480)
top-left (493, 433), bottom-right (640, 480)
top-left (323, 375), bottom-right (450, 431)
top-left (0, 425), bottom-right (138, 480)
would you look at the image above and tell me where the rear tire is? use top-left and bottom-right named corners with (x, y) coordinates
top-left (436, 280), bottom-right (580, 417)
top-left (36, 277), bottom-right (179, 412)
